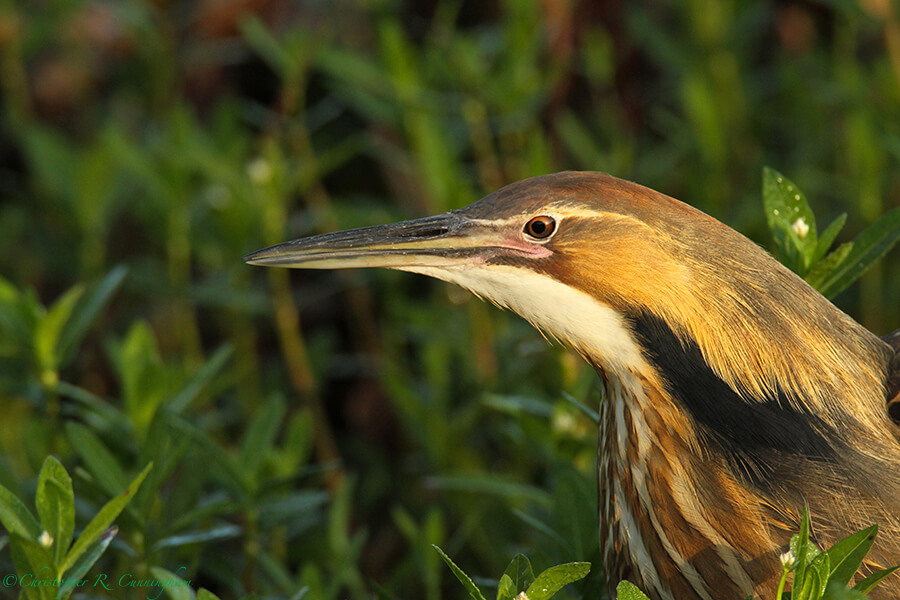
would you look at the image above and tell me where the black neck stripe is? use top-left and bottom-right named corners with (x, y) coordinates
top-left (625, 311), bottom-right (839, 487)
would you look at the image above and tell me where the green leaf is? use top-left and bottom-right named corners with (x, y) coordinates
top-left (824, 525), bottom-right (877, 587)
top-left (805, 243), bottom-right (853, 293)
top-left (763, 167), bottom-right (819, 274)
top-left (317, 47), bottom-right (391, 101)
top-left (56, 266), bottom-right (127, 366)
top-left (497, 574), bottom-right (516, 600)
top-left (561, 391), bottom-right (600, 424)
top-left (0, 276), bottom-right (31, 352)
top-left (9, 534), bottom-right (55, 600)
top-left (525, 562), bottom-right (591, 600)
top-left (482, 394), bottom-right (553, 418)
top-left (168, 344), bottom-right (233, 414)
top-left (64, 422), bottom-right (129, 498)
top-left (59, 462), bottom-right (152, 574)
top-left (812, 214), bottom-right (847, 265)
top-left (20, 124), bottom-right (77, 202)
top-left (56, 526), bottom-right (118, 600)
top-left (239, 395), bottom-right (286, 476)
top-left (391, 506), bottom-right (418, 542)
top-left (134, 408), bottom-right (186, 522)
top-left (555, 110), bottom-right (607, 170)
top-left (280, 409), bottom-right (315, 473)
top-left (259, 491), bottom-right (328, 529)
top-left (149, 566), bottom-right (194, 600)
top-left (35, 456), bottom-right (74, 565)
top-left (0, 275), bottom-right (19, 303)
top-left (790, 506), bottom-right (822, 597)
top-left (116, 321), bottom-right (167, 433)
top-left (290, 589), bottom-right (311, 600)
top-left (802, 553), bottom-right (830, 599)
top-left (197, 590), bottom-right (223, 600)
top-left (792, 542), bottom-right (827, 598)
top-left (502, 554), bottom-right (535, 593)
top-left (57, 381), bottom-right (133, 432)
top-left (852, 566), bottom-right (898, 594)
top-left (0, 482), bottom-right (42, 540)
top-left (512, 509), bottom-right (571, 552)
top-left (616, 580), bottom-right (652, 600)
top-left (151, 524), bottom-right (242, 551)
top-left (425, 475), bottom-right (552, 506)
top-left (433, 545), bottom-right (487, 600)
top-left (792, 546), bottom-right (826, 600)
top-left (824, 580), bottom-right (870, 599)
top-left (795, 565), bottom-right (821, 600)
top-left (34, 284), bottom-right (84, 376)
top-left (170, 495), bottom-right (241, 532)
top-left (239, 14), bottom-right (291, 74)
top-left (164, 414), bottom-right (249, 495)
top-left (422, 509), bottom-right (445, 596)
top-left (812, 208), bottom-right (900, 299)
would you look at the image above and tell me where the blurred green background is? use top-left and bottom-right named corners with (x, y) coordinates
top-left (1, 0), bottom-right (899, 598)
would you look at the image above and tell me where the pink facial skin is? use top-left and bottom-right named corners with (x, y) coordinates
top-left (499, 235), bottom-right (554, 259)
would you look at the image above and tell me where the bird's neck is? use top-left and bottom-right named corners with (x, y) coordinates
top-left (597, 368), bottom-right (781, 600)
top-left (594, 308), bottom-right (896, 600)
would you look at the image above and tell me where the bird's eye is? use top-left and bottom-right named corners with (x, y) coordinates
top-left (524, 215), bottom-right (556, 240)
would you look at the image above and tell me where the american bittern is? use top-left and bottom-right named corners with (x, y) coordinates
top-left (246, 172), bottom-right (900, 600)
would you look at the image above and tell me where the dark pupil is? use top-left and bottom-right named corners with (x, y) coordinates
top-left (531, 220), bottom-right (546, 235)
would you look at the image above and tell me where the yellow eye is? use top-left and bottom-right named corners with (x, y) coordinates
top-left (524, 215), bottom-right (556, 239)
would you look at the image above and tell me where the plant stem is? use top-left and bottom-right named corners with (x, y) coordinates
top-left (776, 569), bottom-right (789, 599)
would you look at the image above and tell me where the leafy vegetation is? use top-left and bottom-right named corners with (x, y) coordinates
top-left (435, 548), bottom-right (590, 600)
top-left (0, 457), bottom-right (151, 600)
top-left (1, 1), bottom-right (900, 599)
top-left (599, 508), bottom-right (898, 600)
top-left (763, 168), bottom-right (900, 299)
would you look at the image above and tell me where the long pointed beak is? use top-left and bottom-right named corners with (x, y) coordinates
top-left (244, 212), bottom-right (495, 270)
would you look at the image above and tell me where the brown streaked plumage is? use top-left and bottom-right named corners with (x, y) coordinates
top-left (245, 172), bottom-right (900, 600)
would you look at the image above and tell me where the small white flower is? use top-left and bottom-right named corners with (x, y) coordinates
top-left (515, 593), bottom-right (529, 600)
top-left (39, 530), bottom-right (53, 548)
top-left (792, 217), bottom-right (810, 239)
top-left (247, 158), bottom-right (272, 184)
top-left (552, 410), bottom-right (576, 434)
top-left (780, 549), bottom-right (796, 570)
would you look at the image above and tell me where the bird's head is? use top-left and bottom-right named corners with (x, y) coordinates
top-left (245, 172), bottom-right (890, 418)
